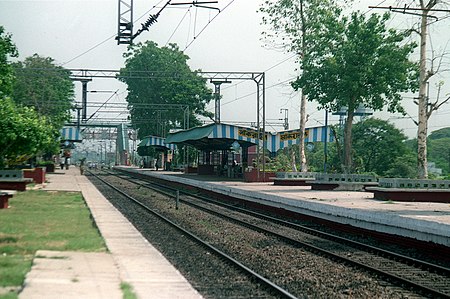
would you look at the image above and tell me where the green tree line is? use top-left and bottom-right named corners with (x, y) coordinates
top-left (0, 26), bottom-right (74, 168)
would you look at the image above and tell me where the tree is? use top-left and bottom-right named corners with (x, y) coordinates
top-left (12, 54), bottom-right (75, 128)
top-left (0, 26), bottom-right (18, 96)
top-left (0, 97), bottom-right (57, 168)
top-left (120, 42), bottom-right (213, 138)
top-left (352, 118), bottom-right (414, 176)
top-left (260, 0), bottom-right (342, 172)
top-left (428, 137), bottom-right (450, 175)
top-left (415, 0), bottom-right (450, 178)
top-left (293, 12), bottom-right (418, 173)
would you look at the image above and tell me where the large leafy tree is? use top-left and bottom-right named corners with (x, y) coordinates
top-left (260, 0), bottom-right (342, 172)
top-left (293, 12), bottom-right (418, 172)
top-left (120, 42), bottom-right (213, 138)
top-left (12, 54), bottom-right (75, 128)
top-left (0, 26), bottom-right (18, 96)
top-left (0, 97), bottom-right (57, 168)
top-left (352, 118), bottom-right (414, 176)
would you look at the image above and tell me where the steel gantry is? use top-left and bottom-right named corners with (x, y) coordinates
top-left (16, 67), bottom-right (267, 176)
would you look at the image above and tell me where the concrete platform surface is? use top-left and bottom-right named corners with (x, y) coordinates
top-left (122, 167), bottom-right (450, 247)
top-left (20, 250), bottom-right (122, 299)
top-left (20, 167), bottom-right (203, 299)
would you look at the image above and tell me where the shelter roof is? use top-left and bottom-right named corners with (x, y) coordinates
top-left (138, 135), bottom-right (176, 151)
top-left (165, 123), bottom-right (259, 151)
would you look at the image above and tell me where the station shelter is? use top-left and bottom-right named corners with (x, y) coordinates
top-left (60, 127), bottom-right (82, 161)
top-left (138, 135), bottom-right (176, 170)
top-left (164, 123), bottom-right (333, 178)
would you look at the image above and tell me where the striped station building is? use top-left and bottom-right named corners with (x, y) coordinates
top-left (149, 123), bottom-right (333, 153)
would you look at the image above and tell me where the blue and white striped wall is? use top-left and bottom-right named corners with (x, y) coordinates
top-left (60, 127), bottom-right (82, 141)
top-left (209, 123), bottom-right (333, 152)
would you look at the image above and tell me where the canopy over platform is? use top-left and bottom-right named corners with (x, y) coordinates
top-left (138, 136), bottom-right (176, 151)
top-left (165, 123), bottom-right (263, 151)
top-left (60, 127), bottom-right (82, 142)
top-left (165, 123), bottom-right (333, 152)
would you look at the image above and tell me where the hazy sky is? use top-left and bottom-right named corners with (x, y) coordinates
top-left (1, 0), bottom-right (449, 138)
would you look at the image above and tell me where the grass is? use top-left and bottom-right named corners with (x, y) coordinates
top-left (120, 282), bottom-right (138, 299)
top-left (0, 190), bottom-right (106, 299)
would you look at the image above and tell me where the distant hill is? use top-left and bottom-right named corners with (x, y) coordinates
top-left (429, 127), bottom-right (450, 140)
top-left (404, 127), bottom-right (450, 176)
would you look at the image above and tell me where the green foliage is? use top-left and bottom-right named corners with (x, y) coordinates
top-left (0, 26), bottom-right (18, 97)
top-left (429, 127), bottom-right (450, 140)
top-left (293, 12), bottom-right (418, 171)
top-left (265, 150), bottom-right (291, 172)
top-left (384, 153), bottom-right (417, 178)
top-left (259, 0), bottom-right (342, 55)
top-left (294, 12), bottom-right (418, 114)
top-left (12, 54), bottom-right (74, 128)
top-left (0, 97), bottom-right (58, 168)
top-left (352, 118), bottom-right (414, 176)
top-left (120, 282), bottom-right (138, 299)
top-left (428, 137), bottom-right (450, 175)
top-left (403, 128), bottom-right (450, 176)
top-left (120, 42), bottom-right (213, 138)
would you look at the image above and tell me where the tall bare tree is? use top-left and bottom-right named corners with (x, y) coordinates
top-left (415, 0), bottom-right (450, 178)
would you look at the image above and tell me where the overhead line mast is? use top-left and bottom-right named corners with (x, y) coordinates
top-left (116, 0), bottom-right (219, 45)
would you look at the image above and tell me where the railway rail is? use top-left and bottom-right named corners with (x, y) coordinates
top-left (91, 169), bottom-right (450, 298)
top-left (90, 170), bottom-right (297, 299)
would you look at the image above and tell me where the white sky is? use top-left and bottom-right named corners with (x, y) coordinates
top-left (1, 0), bottom-right (449, 139)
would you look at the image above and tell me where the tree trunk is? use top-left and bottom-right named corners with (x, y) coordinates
top-left (298, 0), bottom-right (308, 173)
top-left (290, 148), bottom-right (297, 172)
top-left (417, 5), bottom-right (429, 179)
top-left (343, 109), bottom-right (354, 174)
top-left (299, 91), bottom-right (308, 172)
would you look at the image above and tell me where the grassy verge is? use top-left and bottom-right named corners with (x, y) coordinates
top-left (120, 282), bottom-right (138, 299)
top-left (0, 190), bottom-right (106, 298)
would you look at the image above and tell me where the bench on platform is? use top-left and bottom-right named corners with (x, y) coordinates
top-left (273, 172), bottom-right (317, 186)
top-left (0, 190), bottom-right (16, 209)
top-left (366, 178), bottom-right (450, 203)
top-left (0, 170), bottom-right (33, 191)
top-left (309, 173), bottom-right (378, 191)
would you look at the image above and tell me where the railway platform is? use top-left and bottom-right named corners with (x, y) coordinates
top-left (19, 167), bottom-right (202, 299)
top-left (119, 166), bottom-right (450, 247)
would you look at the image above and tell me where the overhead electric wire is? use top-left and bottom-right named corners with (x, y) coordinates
top-left (183, 0), bottom-right (235, 51)
top-left (63, 0), bottom-right (166, 66)
top-left (165, 5), bottom-right (193, 46)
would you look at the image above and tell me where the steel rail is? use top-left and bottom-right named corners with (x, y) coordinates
top-left (90, 171), bottom-right (298, 299)
top-left (110, 169), bottom-right (450, 298)
top-left (117, 169), bottom-right (450, 276)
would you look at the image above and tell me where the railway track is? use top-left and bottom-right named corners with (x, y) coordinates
top-left (90, 170), bottom-right (297, 299)
top-left (91, 169), bottom-right (450, 298)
